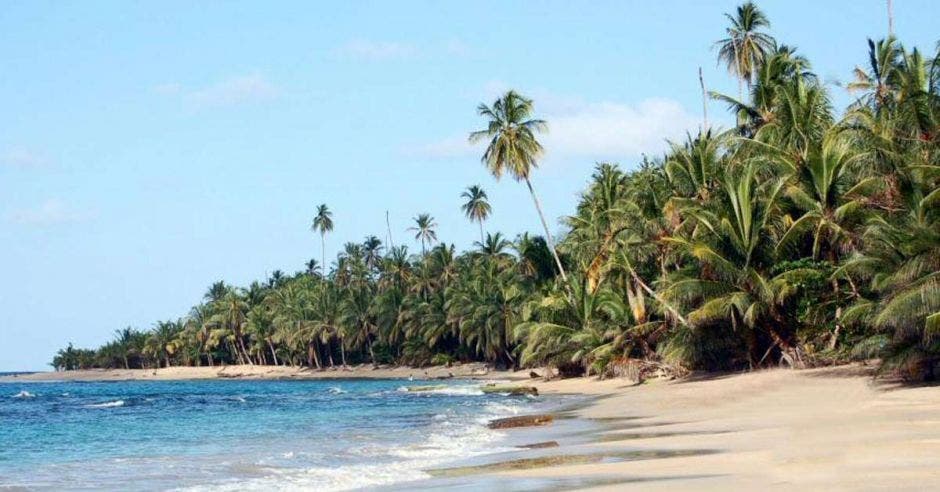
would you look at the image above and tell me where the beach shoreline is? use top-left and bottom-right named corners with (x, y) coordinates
top-left (5, 364), bottom-right (940, 490)
top-left (0, 363), bottom-right (515, 383)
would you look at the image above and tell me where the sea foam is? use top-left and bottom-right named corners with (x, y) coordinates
top-left (85, 400), bottom-right (125, 408)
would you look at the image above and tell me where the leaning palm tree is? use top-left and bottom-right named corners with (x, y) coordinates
top-left (408, 213), bottom-right (437, 255)
top-left (715, 1), bottom-right (776, 99)
top-left (312, 204), bottom-right (334, 275)
top-left (469, 90), bottom-right (568, 283)
top-left (461, 185), bottom-right (492, 243)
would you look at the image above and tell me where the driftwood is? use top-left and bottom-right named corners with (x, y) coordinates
top-left (602, 358), bottom-right (686, 383)
top-left (487, 414), bottom-right (554, 429)
top-left (517, 440), bottom-right (559, 449)
top-left (480, 385), bottom-right (538, 396)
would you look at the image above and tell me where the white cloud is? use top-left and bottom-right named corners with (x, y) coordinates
top-left (0, 148), bottom-right (51, 169)
top-left (404, 135), bottom-right (482, 159)
top-left (408, 92), bottom-right (699, 162)
top-left (335, 39), bottom-right (417, 61)
top-left (545, 98), bottom-right (698, 158)
top-left (5, 199), bottom-right (91, 226)
top-left (154, 74), bottom-right (278, 108)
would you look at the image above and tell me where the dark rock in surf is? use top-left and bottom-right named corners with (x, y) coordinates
top-left (487, 414), bottom-right (554, 429)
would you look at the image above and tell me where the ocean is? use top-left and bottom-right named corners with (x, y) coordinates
top-left (0, 378), bottom-right (553, 491)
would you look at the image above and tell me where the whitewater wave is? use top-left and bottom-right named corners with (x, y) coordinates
top-left (85, 400), bottom-right (125, 408)
top-left (327, 387), bottom-right (346, 394)
top-left (12, 390), bottom-right (35, 399)
top-left (397, 385), bottom-right (484, 396)
top-left (175, 393), bottom-right (524, 492)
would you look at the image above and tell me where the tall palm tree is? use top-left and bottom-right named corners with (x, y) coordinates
top-left (408, 213), bottom-right (437, 255)
top-left (715, 1), bottom-right (776, 99)
top-left (461, 185), bottom-right (492, 243)
top-left (312, 204), bottom-right (334, 275)
top-left (469, 90), bottom-right (568, 283)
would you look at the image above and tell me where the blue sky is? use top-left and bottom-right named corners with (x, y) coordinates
top-left (1, 0), bottom-right (937, 370)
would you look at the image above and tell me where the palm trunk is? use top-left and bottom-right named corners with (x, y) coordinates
top-left (308, 341), bottom-right (321, 369)
top-left (887, 0), bottom-right (894, 36)
top-left (238, 336), bottom-right (253, 366)
top-left (623, 255), bottom-right (688, 327)
top-left (228, 339), bottom-right (240, 365)
top-left (478, 219), bottom-right (485, 244)
top-left (523, 176), bottom-right (568, 283)
top-left (268, 341), bottom-right (279, 366)
top-left (698, 66), bottom-right (708, 130)
top-left (327, 338), bottom-right (335, 368)
top-left (321, 232), bottom-right (326, 277)
top-left (340, 337), bottom-right (347, 368)
top-left (828, 250), bottom-right (843, 350)
top-left (368, 339), bottom-right (377, 367)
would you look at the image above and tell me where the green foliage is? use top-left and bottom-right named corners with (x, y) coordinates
top-left (53, 6), bottom-right (940, 380)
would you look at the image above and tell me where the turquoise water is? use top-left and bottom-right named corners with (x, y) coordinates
top-left (0, 378), bottom-right (545, 490)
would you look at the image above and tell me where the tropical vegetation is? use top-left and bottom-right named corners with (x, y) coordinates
top-left (52, 3), bottom-right (940, 380)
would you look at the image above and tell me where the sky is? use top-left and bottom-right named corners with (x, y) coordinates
top-left (1, 0), bottom-right (937, 371)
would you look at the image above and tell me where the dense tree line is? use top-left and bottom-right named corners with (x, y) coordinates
top-left (53, 3), bottom-right (940, 380)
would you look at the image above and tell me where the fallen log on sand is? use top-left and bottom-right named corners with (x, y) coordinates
top-left (517, 440), bottom-right (559, 449)
top-left (480, 385), bottom-right (538, 396)
top-left (487, 414), bottom-right (554, 429)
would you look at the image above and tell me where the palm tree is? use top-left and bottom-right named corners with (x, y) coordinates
top-left (145, 320), bottom-right (181, 368)
top-left (775, 131), bottom-right (866, 260)
top-left (204, 281), bottom-right (230, 303)
top-left (715, 1), bottom-right (776, 100)
top-left (460, 185), bottom-right (492, 243)
top-left (266, 270), bottom-right (286, 289)
top-left (514, 276), bottom-right (626, 375)
top-left (408, 213), bottom-right (437, 255)
top-left (312, 204), bottom-right (334, 275)
top-left (305, 258), bottom-right (321, 277)
top-left (662, 163), bottom-right (813, 368)
top-left (469, 90), bottom-right (568, 283)
top-left (362, 235), bottom-right (384, 272)
top-left (711, 45), bottom-right (813, 136)
top-left (208, 290), bottom-right (252, 365)
top-left (847, 37), bottom-right (902, 114)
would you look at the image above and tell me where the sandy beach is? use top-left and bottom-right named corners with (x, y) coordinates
top-left (1, 363), bottom-right (498, 382)
top-left (6, 364), bottom-right (940, 490)
top-left (516, 365), bottom-right (940, 490)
